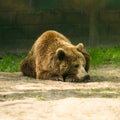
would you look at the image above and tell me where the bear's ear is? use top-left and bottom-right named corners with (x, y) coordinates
top-left (76, 43), bottom-right (84, 52)
top-left (56, 48), bottom-right (65, 60)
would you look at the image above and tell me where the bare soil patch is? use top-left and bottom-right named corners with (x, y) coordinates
top-left (0, 66), bottom-right (120, 120)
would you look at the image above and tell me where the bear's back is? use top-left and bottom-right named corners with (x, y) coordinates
top-left (36, 30), bottom-right (70, 45)
top-left (33, 30), bottom-right (72, 56)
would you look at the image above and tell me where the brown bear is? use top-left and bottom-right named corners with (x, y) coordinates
top-left (20, 30), bottom-right (90, 82)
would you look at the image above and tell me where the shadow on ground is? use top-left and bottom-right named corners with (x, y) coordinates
top-left (0, 67), bottom-right (120, 101)
top-left (0, 87), bottom-right (120, 102)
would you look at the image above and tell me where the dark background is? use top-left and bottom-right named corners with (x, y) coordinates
top-left (0, 0), bottom-right (120, 54)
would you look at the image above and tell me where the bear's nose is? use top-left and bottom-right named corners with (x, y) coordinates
top-left (82, 74), bottom-right (90, 82)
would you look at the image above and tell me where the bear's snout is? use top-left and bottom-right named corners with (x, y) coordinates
top-left (62, 71), bottom-right (90, 82)
top-left (80, 74), bottom-right (90, 82)
top-left (76, 66), bottom-right (90, 82)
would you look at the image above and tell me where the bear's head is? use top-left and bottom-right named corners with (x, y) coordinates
top-left (56, 43), bottom-right (90, 82)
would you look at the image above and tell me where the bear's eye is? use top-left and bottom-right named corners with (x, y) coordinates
top-left (74, 64), bottom-right (79, 68)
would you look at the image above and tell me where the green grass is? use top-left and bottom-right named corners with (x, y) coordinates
top-left (36, 95), bottom-right (46, 101)
top-left (0, 54), bottom-right (26, 72)
top-left (89, 46), bottom-right (120, 67)
top-left (0, 46), bottom-right (120, 72)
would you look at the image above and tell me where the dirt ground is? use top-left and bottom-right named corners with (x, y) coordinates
top-left (0, 65), bottom-right (120, 120)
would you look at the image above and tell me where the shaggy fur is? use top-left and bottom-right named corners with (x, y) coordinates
top-left (20, 30), bottom-right (90, 82)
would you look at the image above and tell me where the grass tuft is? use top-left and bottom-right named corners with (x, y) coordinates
top-left (0, 54), bottom-right (26, 72)
top-left (0, 46), bottom-right (120, 72)
top-left (89, 46), bottom-right (120, 67)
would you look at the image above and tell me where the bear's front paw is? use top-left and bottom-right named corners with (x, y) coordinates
top-left (51, 77), bottom-right (63, 81)
top-left (65, 78), bottom-right (90, 82)
top-left (64, 78), bottom-right (76, 82)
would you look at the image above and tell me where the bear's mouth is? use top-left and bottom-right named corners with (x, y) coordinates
top-left (62, 73), bottom-right (75, 82)
top-left (62, 73), bottom-right (69, 82)
top-left (62, 73), bottom-right (67, 82)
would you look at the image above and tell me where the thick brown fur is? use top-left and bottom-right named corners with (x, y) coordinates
top-left (20, 30), bottom-right (90, 81)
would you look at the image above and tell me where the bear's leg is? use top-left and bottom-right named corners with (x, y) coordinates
top-left (36, 67), bottom-right (62, 81)
top-left (20, 57), bottom-right (36, 78)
